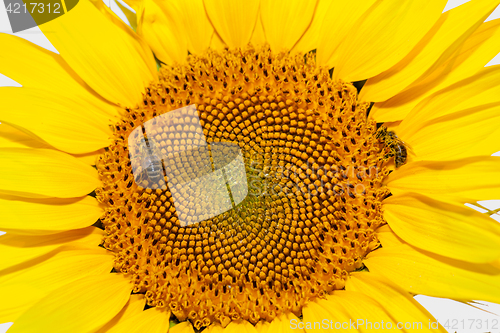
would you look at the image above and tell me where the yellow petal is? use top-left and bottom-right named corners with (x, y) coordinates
top-left (361, 0), bottom-right (500, 102)
top-left (89, 0), bottom-right (155, 75)
top-left (371, 18), bottom-right (500, 122)
top-left (316, 0), bottom-right (377, 67)
top-left (0, 32), bottom-right (64, 89)
top-left (90, 0), bottom-right (141, 41)
top-left (8, 273), bottom-right (131, 333)
top-left (39, 0), bottom-right (156, 106)
top-left (365, 243), bottom-right (500, 304)
top-left (137, 0), bottom-right (188, 64)
top-left (399, 66), bottom-right (500, 133)
top-left (384, 193), bottom-right (500, 263)
top-left (333, 0), bottom-right (447, 82)
top-left (325, 292), bottom-right (398, 332)
top-left (95, 294), bottom-right (147, 333)
top-left (374, 225), bottom-right (402, 248)
top-left (0, 34), bottom-right (121, 119)
top-left (250, 16), bottom-right (266, 47)
top-left (347, 272), bottom-right (447, 332)
top-left (293, 0), bottom-right (336, 54)
top-left (303, 299), bottom-right (350, 333)
top-left (224, 321), bottom-right (259, 333)
top-left (0, 249), bottom-right (113, 323)
top-left (204, 323), bottom-right (225, 333)
top-left (386, 157), bottom-right (500, 204)
top-left (107, 307), bottom-right (170, 333)
top-left (403, 103), bottom-right (500, 161)
top-left (204, 0), bottom-right (260, 48)
top-left (260, 0), bottom-right (317, 52)
top-left (0, 226), bottom-right (103, 271)
top-left (0, 148), bottom-right (100, 198)
top-left (122, 0), bottom-right (142, 10)
top-left (0, 196), bottom-right (103, 235)
top-left (0, 87), bottom-right (112, 154)
top-left (305, 290), bottom-right (398, 332)
top-left (264, 312), bottom-right (304, 333)
top-left (0, 124), bottom-right (49, 149)
top-left (210, 31), bottom-right (227, 51)
top-left (396, 67), bottom-right (500, 160)
top-left (115, 0), bottom-right (138, 31)
top-left (170, 321), bottom-right (195, 333)
top-left (0, 248), bottom-right (111, 281)
top-left (0, 34), bottom-right (77, 91)
top-left (175, 0), bottom-right (214, 54)
top-left (254, 320), bottom-right (270, 333)
top-left (73, 149), bottom-right (105, 166)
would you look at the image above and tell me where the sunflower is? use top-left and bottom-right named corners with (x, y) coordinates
top-left (1, 0), bottom-right (500, 332)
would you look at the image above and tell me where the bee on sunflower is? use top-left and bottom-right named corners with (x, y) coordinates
top-left (1, 0), bottom-right (500, 332)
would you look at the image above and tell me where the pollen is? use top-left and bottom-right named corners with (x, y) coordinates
top-left (96, 46), bottom-right (393, 329)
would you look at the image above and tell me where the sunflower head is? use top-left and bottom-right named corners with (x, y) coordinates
top-left (2, 0), bottom-right (500, 332)
top-left (94, 46), bottom-right (406, 328)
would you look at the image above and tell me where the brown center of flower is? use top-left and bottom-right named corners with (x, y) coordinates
top-left (96, 46), bottom-right (394, 329)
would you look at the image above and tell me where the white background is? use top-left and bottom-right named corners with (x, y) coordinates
top-left (1, 1), bottom-right (500, 332)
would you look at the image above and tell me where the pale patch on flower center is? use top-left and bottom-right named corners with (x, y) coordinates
top-left (96, 46), bottom-right (394, 329)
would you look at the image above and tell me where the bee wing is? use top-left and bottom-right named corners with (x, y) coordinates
top-left (401, 138), bottom-right (414, 157)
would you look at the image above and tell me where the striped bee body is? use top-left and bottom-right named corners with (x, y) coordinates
top-left (376, 127), bottom-right (408, 168)
top-left (139, 137), bottom-right (164, 183)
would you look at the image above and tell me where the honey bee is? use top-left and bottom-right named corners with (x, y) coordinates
top-left (138, 137), bottom-right (165, 183)
top-left (376, 127), bottom-right (408, 168)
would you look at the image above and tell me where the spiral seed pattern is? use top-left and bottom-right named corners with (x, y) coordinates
top-left (96, 46), bottom-right (392, 329)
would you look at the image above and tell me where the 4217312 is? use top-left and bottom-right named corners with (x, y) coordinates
top-left (3, 0), bottom-right (79, 33)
